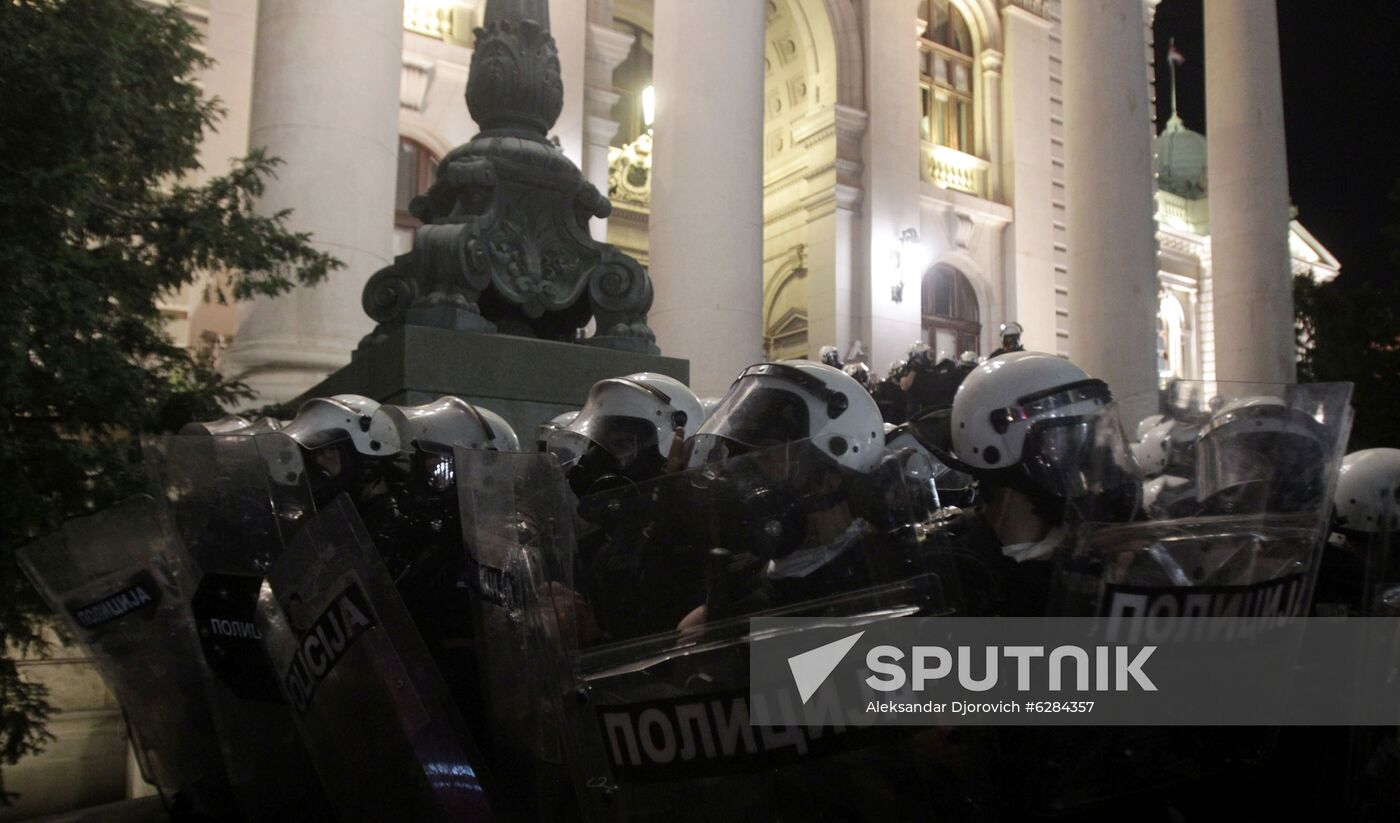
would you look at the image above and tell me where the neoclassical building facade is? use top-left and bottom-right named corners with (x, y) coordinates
top-left (153, 0), bottom-right (1334, 401)
top-left (5, 2), bottom-right (1341, 814)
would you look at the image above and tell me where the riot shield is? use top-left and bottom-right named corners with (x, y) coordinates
top-left (17, 496), bottom-right (232, 815)
top-left (142, 434), bottom-right (329, 819)
top-left (1030, 383), bottom-right (1353, 816)
top-left (1058, 382), bottom-right (1353, 616)
top-left (455, 448), bottom-right (580, 819)
top-left (255, 495), bottom-right (495, 822)
top-left (546, 439), bottom-right (973, 821)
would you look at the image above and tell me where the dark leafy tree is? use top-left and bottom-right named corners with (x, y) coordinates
top-left (1295, 181), bottom-right (1400, 451)
top-left (0, 0), bottom-right (341, 802)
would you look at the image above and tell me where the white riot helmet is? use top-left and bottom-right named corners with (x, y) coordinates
top-left (377, 397), bottom-right (519, 456)
top-left (1194, 396), bottom-right (1330, 514)
top-left (179, 415), bottom-right (252, 436)
top-left (999, 321), bottom-right (1024, 338)
top-left (818, 345), bottom-right (843, 369)
top-left (534, 409), bottom-right (580, 451)
top-left (843, 362), bottom-right (872, 390)
top-left (242, 417), bottom-right (286, 435)
top-left (1131, 418), bottom-right (1174, 476)
top-left (958, 351), bottom-right (979, 367)
top-left (688, 361), bottom-right (884, 473)
top-left (949, 352), bottom-right (1110, 473)
top-left (944, 352), bottom-right (1136, 520)
top-left (282, 394), bottom-right (400, 457)
top-left (1143, 475), bottom-right (1194, 519)
top-left (1334, 449), bottom-right (1400, 533)
top-left (1135, 414), bottom-right (1166, 442)
top-left (547, 372), bottom-right (702, 479)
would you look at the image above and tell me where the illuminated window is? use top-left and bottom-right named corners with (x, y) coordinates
top-left (394, 137), bottom-right (439, 256)
top-left (1157, 292), bottom-right (1188, 379)
top-left (921, 264), bottom-right (980, 358)
top-left (918, 0), bottom-right (975, 154)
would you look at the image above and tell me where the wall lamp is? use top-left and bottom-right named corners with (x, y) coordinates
top-left (889, 227), bottom-right (923, 303)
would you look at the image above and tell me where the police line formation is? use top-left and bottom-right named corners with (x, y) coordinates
top-left (18, 318), bottom-right (1400, 821)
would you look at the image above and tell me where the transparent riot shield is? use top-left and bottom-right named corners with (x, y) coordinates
top-left (17, 496), bottom-right (231, 815)
top-left (1057, 382), bottom-right (1353, 616)
top-left (1030, 382), bottom-right (1354, 816)
top-left (255, 495), bottom-right (495, 822)
top-left (143, 433), bottom-right (329, 819)
top-left (546, 439), bottom-right (973, 821)
top-left (455, 448), bottom-right (580, 820)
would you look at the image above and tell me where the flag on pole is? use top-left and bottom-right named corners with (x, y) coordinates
top-left (1168, 39), bottom-right (1186, 66)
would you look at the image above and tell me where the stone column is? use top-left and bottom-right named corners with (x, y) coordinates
top-left (1205, 0), bottom-right (1294, 383)
top-left (805, 105), bottom-right (868, 363)
top-left (582, 5), bottom-right (633, 241)
top-left (648, 0), bottom-right (765, 396)
top-left (1064, 0), bottom-right (1159, 402)
top-left (860, 0), bottom-right (923, 370)
top-left (549, 0), bottom-right (587, 166)
top-left (220, 0), bottom-right (403, 404)
top-left (999, 3), bottom-right (1056, 354)
top-left (979, 49), bottom-right (1003, 202)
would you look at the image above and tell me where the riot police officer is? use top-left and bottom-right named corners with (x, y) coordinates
top-left (281, 394), bottom-right (402, 510)
top-left (913, 351), bottom-right (1134, 616)
top-left (873, 359), bottom-right (910, 424)
top-left (1316, 448), bottom-right (1400, 616)
top-left (546, 372), bottom-right (703, 498)
top-left (842, 361), bottom-right (872, 393)
top-left (988, 320), bottom-right (1025, 359)
top-left (681, 361), bottom-right (921, 621)
top-left (546, 373), bottom-right (704, 637)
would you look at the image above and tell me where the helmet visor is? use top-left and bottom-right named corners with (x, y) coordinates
top-left (692, 384), bottom-right (810, 464)
top-left (547, 415), bottom-right (660, 474)
top-left (989, 379), bottom-right (1112, 436)
top-left (1021, 412), bottom-right (1141, 521)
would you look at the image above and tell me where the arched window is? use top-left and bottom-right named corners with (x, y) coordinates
top-left (921, 264), bottom-right (980, 358)
top-left (919, 0), bottom-right (975, 153)
top-left (394, 137), bottom-right (439, 255)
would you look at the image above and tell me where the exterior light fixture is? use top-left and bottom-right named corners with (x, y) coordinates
top-left (642, 85), bottom-right (656, 128)
top-left (890, 227), bottom-right (922, 303)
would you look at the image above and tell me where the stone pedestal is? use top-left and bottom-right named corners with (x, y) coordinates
top-left (302, 327), bottom-right (689, 439)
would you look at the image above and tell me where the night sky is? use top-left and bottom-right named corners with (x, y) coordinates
top-left (1151, 0), bottom-right (1400, 288)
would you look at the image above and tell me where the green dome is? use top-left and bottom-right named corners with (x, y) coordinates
top-left (1153, 114), bottom-right (1207, 199)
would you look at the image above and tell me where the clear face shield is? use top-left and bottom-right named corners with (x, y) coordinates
top-left (1020, 411), bottom-right (1142, 523)
top-left (1195, 407), bottom-right (1329, 516)
top-left (686, 383), bottom-right (812, 469)
top-left (548, 415), bottom-right (664, 498)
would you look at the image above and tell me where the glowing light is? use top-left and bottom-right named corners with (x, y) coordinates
top-left (641, 85), bottom-right (656, 128)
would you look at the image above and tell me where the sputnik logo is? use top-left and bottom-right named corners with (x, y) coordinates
top-left (787, 631), bottom-right (864, 704)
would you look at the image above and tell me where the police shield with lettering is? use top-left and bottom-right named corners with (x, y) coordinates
top-left (549, 437), bottom-right (986, 821)
top-left (143, 433), bottom-right (329, 819)
top-left (1029, 382), bottom-right (1353, 815)
top-left (17, 496), bottom-right (233, 815)
top-left (256, 495), bottom-right (495, 822)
